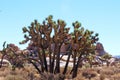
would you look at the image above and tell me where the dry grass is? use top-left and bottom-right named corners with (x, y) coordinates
top-left (0, 64), bottom-right (120, 80)
top-left (0, 65), bottom-right (39, 80)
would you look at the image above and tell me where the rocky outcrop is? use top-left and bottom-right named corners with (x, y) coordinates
top-left (96, 42), bottom-right (106, 56)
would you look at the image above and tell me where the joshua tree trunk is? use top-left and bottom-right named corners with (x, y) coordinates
top-left (29, 60), bottom-right (42, 75)
top-left (37, 50), bottom-right (44, 72)
top-left (54, 43), bottom-right (62, 73)
top-left (41, 48), bottom-right (48, 72)
top-left (72, 52), bottom-right (83, 78)
top-left (70, 50), bottom-right (77, 74)
top-left (51, 43), bottom-right (57, 73)
top-left (73, 51), bottom-right (77, 71)
top-left (63, 50), bottom-right (72, 74)
top-left (48, 45), bottom-right (52, 73)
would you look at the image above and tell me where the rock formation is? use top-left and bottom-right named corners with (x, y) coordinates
top-left (96, 42), bottom-right (106, 56)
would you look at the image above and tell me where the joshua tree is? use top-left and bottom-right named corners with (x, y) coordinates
top-left (69, 21), bottom-right (99, 78)
top-left (101, 53), bottom-right (112, 66)
top-left (20, 15), bottom-right (99, 79)
top-left (0, 42), bottom-right (24, 70)
top-left (20, 15), bottom-right (70, 75)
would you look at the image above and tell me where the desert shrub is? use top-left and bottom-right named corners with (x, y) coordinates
top-left (112, 73), bottom-right (120, 80)
top-left (4, 74), bottom-right (25, 80)
top-left (0, 68), bottom-right (11, 77)
top-left (100, 73), bottom-right (105, 80)
top-left (0, 42), bottom-right (25, 70)
top-left (40, 72), bottom-right (65, 80)
top-left (82, 70), bottom-right (97, 80)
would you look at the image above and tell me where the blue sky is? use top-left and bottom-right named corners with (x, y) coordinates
top-left (0, 0), bottom-right (120, 55)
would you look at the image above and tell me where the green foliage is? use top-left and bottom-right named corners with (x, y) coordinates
top-left (101, 53), bottom-right (112, 59)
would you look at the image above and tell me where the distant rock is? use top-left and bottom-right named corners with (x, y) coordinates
top-left (96, 42), bottom-right (106, 56)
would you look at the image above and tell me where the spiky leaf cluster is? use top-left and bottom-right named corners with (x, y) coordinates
top-left (71, 21), bottom-right (99, 53)
top-left (20, 15), bottom-right (70, 49)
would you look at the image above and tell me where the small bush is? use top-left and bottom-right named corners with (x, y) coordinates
top-left (40, 72), bottom-right (65, 80)
top-left (4, 74), bottom-right (25, 80)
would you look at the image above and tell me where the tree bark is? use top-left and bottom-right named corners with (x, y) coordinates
top-left (41, 48), bottom-right (48, 72)
top-left (72, 52), bottom-right (83, 78)
top-left (63, 50), bottom-right (72, 74)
